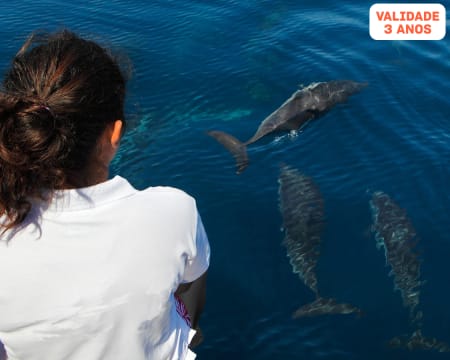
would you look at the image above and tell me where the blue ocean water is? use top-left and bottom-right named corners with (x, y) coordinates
top-left (0, 1), bottom-right (449, 359)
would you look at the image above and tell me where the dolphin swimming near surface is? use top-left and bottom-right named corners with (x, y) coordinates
top-left (208, 80), bottom-right (368, 174)
top-left (278, 165), bottom-right (362, 318)
top-left (370, 191), bottom-right (450, 352)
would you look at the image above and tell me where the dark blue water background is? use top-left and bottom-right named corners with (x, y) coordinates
top-left (0, 1), bottom-right (449, 359)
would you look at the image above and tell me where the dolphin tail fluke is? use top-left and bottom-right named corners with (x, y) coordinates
top-left (389, 329), bottom-right (450, 353)
top-left (292, 297), bottom-right (363, 319)
top-left (207, 130), bottom-right (249, 174)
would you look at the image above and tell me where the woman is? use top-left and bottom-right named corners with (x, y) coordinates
top-left (0, 30), bottom-right (209, 360)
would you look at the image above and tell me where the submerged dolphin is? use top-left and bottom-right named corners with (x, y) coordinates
top-left (370, 191), bottom-right (450, 352)
top-left (208, 80), bottom-right (367, 174)
top-left (370, 191), bottom-right (422, 323)
top-left (389, 330), bottom-right (450, 353)
top-left (279, 165), bottom-right (362, 318)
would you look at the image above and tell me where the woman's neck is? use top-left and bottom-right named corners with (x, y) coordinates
top-left (61, 161), bottom-right (110, 189)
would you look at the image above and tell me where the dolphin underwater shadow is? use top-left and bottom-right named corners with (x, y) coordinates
top-left (370, 191), bottom-right (450, 353)
top-left (278, 165), bottom-right (362, 319)
top-left (208, 80), bottom-right (368, 174)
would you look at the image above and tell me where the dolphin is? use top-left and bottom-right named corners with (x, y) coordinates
top-left (370, 191), bottom-right (422, 323)
top-left (293, 297), bottom-right (362, 319)
top-left (389, 330), bottom-right (450, 353)
top-left (279, 165), bottom-right (362, 319)
top-left (370, 191), bottom-right (450, 352)
top-left (208, 80), bottom-right (368, 174)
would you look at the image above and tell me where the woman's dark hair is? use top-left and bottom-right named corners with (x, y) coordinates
top-left (0, 30), bottom-right (127, 231)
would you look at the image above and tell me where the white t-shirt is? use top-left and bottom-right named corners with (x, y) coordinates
top-left (0, 176), bottom-right (210, 360)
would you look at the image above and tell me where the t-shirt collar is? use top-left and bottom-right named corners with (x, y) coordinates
top-left (44, 175), bottom-right (137, 212)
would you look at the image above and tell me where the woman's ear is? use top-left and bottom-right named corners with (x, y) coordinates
top-left (110, 120), bottom-right (123, 148)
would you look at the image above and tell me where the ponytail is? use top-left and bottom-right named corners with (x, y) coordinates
top-left (0, 30), bottom-right (127, 231)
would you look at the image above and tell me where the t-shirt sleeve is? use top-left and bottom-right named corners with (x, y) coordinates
top-left (182, 213), bottom-right (210, 283)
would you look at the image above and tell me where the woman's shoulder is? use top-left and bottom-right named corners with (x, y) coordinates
top-left (117, 177), bottom-right (197, 212)
top-left (116, 176), bottom-right (192, 202)
top-left (137, 185), bottom-right (197, 208)
top-left (142, 185), bottom-right (190, 196)
top-left (141, 185), bottom-right (193, 199)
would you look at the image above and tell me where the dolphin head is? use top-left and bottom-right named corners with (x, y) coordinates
top-left (341, 80), bottom-right (369, 95)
